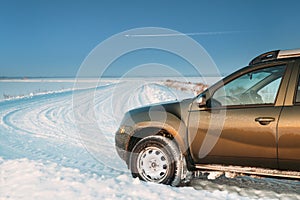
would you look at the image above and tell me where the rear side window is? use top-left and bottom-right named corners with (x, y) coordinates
top-left (295, 74), bottom-right (300, 103)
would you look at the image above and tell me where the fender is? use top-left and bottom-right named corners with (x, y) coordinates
top-left (132, 112), bottom-right (188, 154)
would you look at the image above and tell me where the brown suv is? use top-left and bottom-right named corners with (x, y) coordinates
top-left (115, 49), bottom-right (300, 186)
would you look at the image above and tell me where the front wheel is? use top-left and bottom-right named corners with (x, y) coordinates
top-left (129, 135), bottom-right (185, 186)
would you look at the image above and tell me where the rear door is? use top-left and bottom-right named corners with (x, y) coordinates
top-left (278, 60), bottom-right (300, 170)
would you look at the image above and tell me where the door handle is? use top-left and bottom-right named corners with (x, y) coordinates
top-left (255, 117), bottom-right (275, 125)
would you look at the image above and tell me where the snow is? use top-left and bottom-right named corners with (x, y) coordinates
top-left (0, 157), bottom-right (237, 200)
top-left (0, 78), bottom-right (299, 200)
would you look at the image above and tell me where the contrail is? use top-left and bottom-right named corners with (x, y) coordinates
top-left (125, 31), bottom-right (242, 37)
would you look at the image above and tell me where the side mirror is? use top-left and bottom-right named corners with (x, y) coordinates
top-left (196, 95), bottom-right (206, 108)
top-left (206, 98), bottom-right (222, 108)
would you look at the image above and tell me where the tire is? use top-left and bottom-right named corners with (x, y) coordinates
top-left (129, 135), bottom-right (184, 186)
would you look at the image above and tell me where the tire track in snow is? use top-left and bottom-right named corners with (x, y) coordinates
top-left (0, 86), bottom-right (121, 176)
top-left (0, 81), bottom-right (176, 174)
top-left (74, 81), bottom-right (183, 171)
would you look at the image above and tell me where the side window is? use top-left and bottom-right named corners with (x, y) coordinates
top-left (295, 74), bottom-right (300, 103)
top-left (212, 65), bottom-right (286, 106)
top-left (257, 78), bottom-right (282, 104)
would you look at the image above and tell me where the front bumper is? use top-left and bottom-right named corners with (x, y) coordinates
top-left (115, 126), bottom-right (132, 162)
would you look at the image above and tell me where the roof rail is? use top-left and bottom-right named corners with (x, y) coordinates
top-left (249, 50), bottom-right (279, 65)
top-left (249, 48), bottom-right (300, 65)
top-left (277, 48), bottom-right (300, 59)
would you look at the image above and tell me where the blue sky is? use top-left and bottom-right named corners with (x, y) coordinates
top-left (1, 0), bottom-right (300, 77)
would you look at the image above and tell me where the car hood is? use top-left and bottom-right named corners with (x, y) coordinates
top-left (122, 98), bottom-right (194, 125)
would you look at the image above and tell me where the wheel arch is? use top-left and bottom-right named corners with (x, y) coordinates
top-left (126, 117), bottom-right (188, 163)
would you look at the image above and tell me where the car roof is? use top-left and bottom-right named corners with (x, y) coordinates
top-left (249, 48), bottom-right (300, 65)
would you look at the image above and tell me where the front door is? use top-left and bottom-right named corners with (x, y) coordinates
top-left (188, 64), bottom-right (289, 168)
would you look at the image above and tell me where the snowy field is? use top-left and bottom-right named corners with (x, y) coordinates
top-left (0, 78), bottom-right (299, 200)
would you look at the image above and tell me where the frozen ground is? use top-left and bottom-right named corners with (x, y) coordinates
top-left (0, 78), bottom-right (299, 200)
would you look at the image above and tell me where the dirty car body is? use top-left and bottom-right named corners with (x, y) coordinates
top-left (115, 49), bottom-right (300, 186)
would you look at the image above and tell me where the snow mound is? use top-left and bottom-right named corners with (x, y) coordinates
top-left (164, 79), bottom-right (208, 95)
top-left (134, 83), bottom-right (179, 104)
